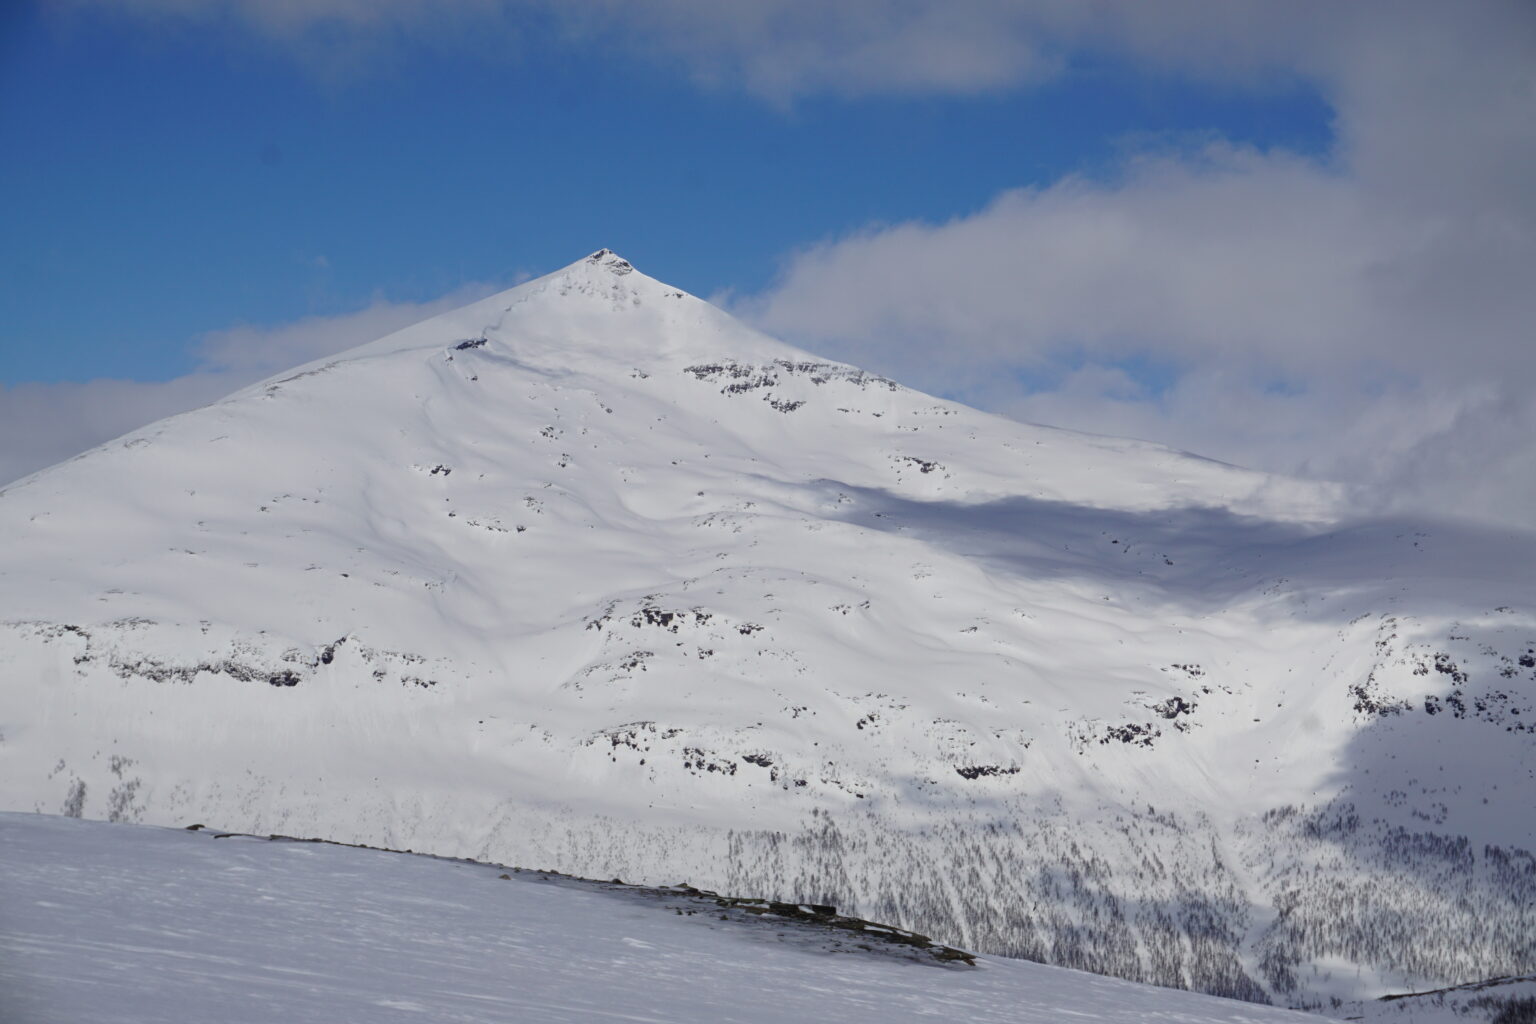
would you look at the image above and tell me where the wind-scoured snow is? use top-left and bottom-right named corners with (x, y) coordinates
top-left (1, 250), bottom-right (1532, 1012)
top-left (0, 812), bottom-right (1320, 1024)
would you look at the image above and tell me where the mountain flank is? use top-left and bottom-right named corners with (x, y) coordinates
top-left (2, 251), bottom-right (1532, 1013)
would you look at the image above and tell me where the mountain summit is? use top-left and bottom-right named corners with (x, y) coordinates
top-left (2, 253), bottom-right (1532, 1010)
top-left (287, 248), bottom-right (799, 370)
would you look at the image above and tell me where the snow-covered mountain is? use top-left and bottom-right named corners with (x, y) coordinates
top-left (1, 250), bottom-right (1532, 1012)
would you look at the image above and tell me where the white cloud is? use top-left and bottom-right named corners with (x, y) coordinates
top-left (743, 148), bottom-right (1390, 373)
top-left (0, 285), bottom-right (496, 487)
top-left (51, 0), bottom-right (496, 34)
top-left (46, 0), bottom-right (510, 75)
top-left (34, 1), bottom-right (1355, 99)
top-left (66, 1), bottom-right (1519, 108)
top-left (729, 2), bottom-right (1536, 526)
top-left (993, 372), bottom-right (1534, 525)
top-left (53, 0), bottom-right (1055, 95)
top-left (566, 0), bottom-right (1066, 102)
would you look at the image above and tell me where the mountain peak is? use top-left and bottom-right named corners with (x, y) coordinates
top-left (435, 246), bottom-right (801, 367)
top-left (584, 248), bottom-right (635, 275)
top-left (2, 245), bottom-right (1528, 1013)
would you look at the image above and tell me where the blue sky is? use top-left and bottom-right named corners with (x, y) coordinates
top-left (1, 3), bottom-right (1328, 384)
top-left (1, 1), bottom-right (1532, 528)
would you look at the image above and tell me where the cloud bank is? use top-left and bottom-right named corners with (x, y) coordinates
top-left (725, 1), bottom-right (1536, 526)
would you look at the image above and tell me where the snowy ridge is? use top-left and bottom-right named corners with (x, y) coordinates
top-left (1, 251), bottom-right (1532, 1013)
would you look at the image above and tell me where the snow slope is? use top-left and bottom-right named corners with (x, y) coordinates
top-left (1, 251), bottom-right (1532, 1010)
top-left (0, 812), bottom-right (1322, 1024)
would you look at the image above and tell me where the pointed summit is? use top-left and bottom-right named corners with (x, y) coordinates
top-left (267, 248), bottom-right (792, 375)
top-left (584, 248), bottom-right (635, 275)
top-left (319, 246), bottom-right (801, 370)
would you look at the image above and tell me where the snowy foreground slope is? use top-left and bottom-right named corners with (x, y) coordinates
top-left (1, 251), bottom-right (1533, 1011)
top-left (0, 812), bottom-right (1322, 1024)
